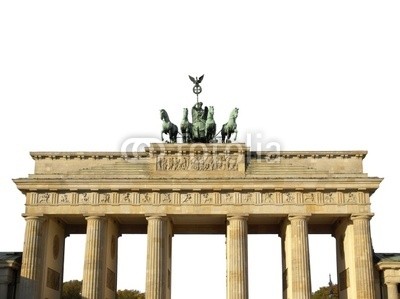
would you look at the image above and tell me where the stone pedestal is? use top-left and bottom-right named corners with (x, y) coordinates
top-left (82, 216), bottom-right (106, 299)
top-left (146, 215), bottom-right (172, 299)
top-left (226, 215), bottom-right (248, 299)
top-left (18, 216), bottom-right (44, 299)
top-left (351, 213), bottom-right (375, 299)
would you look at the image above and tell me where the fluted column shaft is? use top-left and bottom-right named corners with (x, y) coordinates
top-left (386, 282), bottom-right (399, 299)
top-left (146, 215), bottom-right (168, 299)
top-left (18, 216), bottom-right (44, 299)
top-left (82, 216), bottom-right (106, 299)
top-left (289, 215), bottom-right (311, 299)
top-left (351, 214), bottom-right (375, 299)
top-left (226, 215), bottom-right (248, 299)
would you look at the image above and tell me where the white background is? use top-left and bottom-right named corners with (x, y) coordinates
top-left (1, 1), bottom-right (399, 298)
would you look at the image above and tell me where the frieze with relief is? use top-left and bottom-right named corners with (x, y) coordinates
top-left (156, 154), bottom-right (238, 171)
top-left (28, 191), bottom-right (369, 206)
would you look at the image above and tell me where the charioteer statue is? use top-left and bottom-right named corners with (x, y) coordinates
top-left (191, 101), bottom-right (208, 143)
top-left (160, 74), bottom-right (238, 143)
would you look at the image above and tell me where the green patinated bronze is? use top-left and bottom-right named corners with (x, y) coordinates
top-left (160, 109), bottom-right (178, 143)
top-left (160, 75), bottom-right (239, 143)
top-left (221, 107), bottom-right (239, 143)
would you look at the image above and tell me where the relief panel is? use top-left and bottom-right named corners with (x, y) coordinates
top-left (26, 190), bottom-right (369, 207)
top-left (156, 154), bottom-right (239, 171)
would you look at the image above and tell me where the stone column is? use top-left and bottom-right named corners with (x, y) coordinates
top-left (351, 213), bottom-right (375, 299)
top-left (0, 283), bottom-right (8, 299)
top-left (146, 215), bottom-right (170, 299)
top-left (82, 215), bottom-right (106, 299)
top-left (289, 214), bottom-right (311, 299)
top-left (386, 282), bottom-right (399, 299)
top-left (18, 216), bottom-right (44, 299)
top-left (226, 215), bottom-right (248, 299)
top-left (0, 266), bottom-right (12, 298)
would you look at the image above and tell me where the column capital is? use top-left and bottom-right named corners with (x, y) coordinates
top-left (83, 214), bottom-right (106, 220)
top-left (227, 214), bottom-right (249, 221)
top-left (288, 214), bottom-right (311, 221)
top-left (385, 280), bottom-right (399, 286)
top-left (146, 214), bottom-right (168, 221)
top-left (351, 213), bottom-right (374, 221)
top-left (22, 214), bottom-right (45, 221)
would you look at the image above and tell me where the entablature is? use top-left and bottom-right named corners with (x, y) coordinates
top-left (14, 145), bottom-right (382, 218)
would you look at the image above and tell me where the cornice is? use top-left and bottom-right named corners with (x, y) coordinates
top-left (29, 150), bottom-right (367, 161)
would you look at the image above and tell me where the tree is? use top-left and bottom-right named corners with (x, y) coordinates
top-left (61, 280), bottom-right (145, 299)
top-left (311, 284), bottom-right (339, 299)
top-left (62, 280), bottom-right (82, 299)
top-left (117, 289), bottom-right (145, 299)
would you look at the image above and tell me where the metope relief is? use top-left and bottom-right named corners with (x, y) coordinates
top-left (38, 192), bottom-right (50, 204)
top-left (161, 193), bottom-right (173, 204)
top-left (181, 193), bottom-right (194, 204)
top-left (79, 192), bottom-right (91, 204)
top-left (59, 193), bottom-right (70, 204)
top-left (303, 193), bottom-right (316, 204)
top-left (201, 193), bottom-right (214, 204)
top-left (284, 192), bottom-right (295, 203)
top-left (324, 192), bottom-right (335, 204)
top-left (222, 193), bottom-right (234, 204)
top-left (119, 192), bottom-right (132, 204)
top-left (241, 192), bottom-right (255, 204)
top-left (140, 193), bottom-right (152, 204)
top-left (263, 192), bottom-right (276, 204)
top-left (100, 193), bottom-right (111, 203)
top-left (345, 192), bottom-right (358, 204)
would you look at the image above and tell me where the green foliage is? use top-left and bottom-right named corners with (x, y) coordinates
top-left (117, 289), bottom-right (145, 299)
top-left (61, 280), bottom-right (145, 299)
top-left (311, 284), bottom-right (338, 299)
top-left (62, 280), bottom-right (82, 299)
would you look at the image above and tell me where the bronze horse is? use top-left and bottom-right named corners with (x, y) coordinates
top-left (205, 106), bottom-right (216, 142)
top-left (160, 109), bottom-right (178, 143)
top-left (180, 108), bottom-right (193, 143)
top-left (221, 108), bottom-right (238, 143)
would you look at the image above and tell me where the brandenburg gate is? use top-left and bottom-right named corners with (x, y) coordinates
top-left (14, 143), bottom-right (382, 299)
